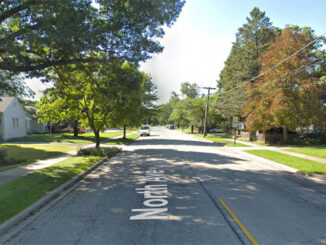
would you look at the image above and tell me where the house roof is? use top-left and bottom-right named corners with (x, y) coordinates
top-left (0, 97), bottom-right (15, 112)
top-left (25, 106), bottom-right (38, 119)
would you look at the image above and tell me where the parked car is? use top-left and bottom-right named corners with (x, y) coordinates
top-left (168, 124), bottom-right (174, 130)
top-left (209, 127), bottom-right (223, 133)
top-left (140, 125), bottom-right (150, 136)
top-left (300, 130), bottom-right (323, 140)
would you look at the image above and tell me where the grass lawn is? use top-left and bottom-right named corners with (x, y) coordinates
top-left (196, 134), bottom-right (250, 147)
top-left (285, 147), bottom-right (326, 159)
top-left (197, 134), bottom-right (230, 143)
top-left (0, 144), bottom-right (79, 172)
top-left (105, 133), bottom-right (139, 145)
top-left (225, 142), bottom-right (251, 147)
top-left (6, 131), bottom-right (123, 144)
top-left (0, 155), bottom-right (102, 225)
top-left (245, 150), bottom-right (326, 174)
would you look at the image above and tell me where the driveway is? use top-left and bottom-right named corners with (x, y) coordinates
top-left (4, 127), bottom-right (326, 244)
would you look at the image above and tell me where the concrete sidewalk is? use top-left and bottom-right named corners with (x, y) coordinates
top-left (0, 133), bottom-right (134, 186)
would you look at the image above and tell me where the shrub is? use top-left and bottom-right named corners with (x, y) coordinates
top-left (77, 147), bottom-right (121, 157)
top-left (0, 149), bottom-right (7, 165)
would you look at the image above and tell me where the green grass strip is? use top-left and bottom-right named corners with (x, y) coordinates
top-left (7, 132), bottom-right (123, 144)
top-left (105, 133), bottom-right (139, 145)
top-left (225, 142), bottom-right (251, 147)
top-left (285, 147), bottom-right (326, 159)
top-left (0, 144), bottom-right (79, 172)
top-left (245, 150), bottom-right (326, 174)
top-left (197, 134), bottom-right (230, 143)
top-left (0, 155), bottom-right (102, 224)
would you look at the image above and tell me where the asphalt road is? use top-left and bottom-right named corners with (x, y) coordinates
top-left (4, 127), bottom-right (326, 244)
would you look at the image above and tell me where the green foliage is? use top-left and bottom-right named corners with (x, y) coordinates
top-left (217, 7), bottom-right (278, 117)
top-left (158, 92), bottom-right (180, 124)
top-left (180, 82), bottom-right (200, 98)
top-left (37, 61), bottom-right (151, 148)
top-left (0, 71), bottom-right (34, 97)
top-left (77, 147), bottom-right (121, 157)
top-left (0, 0), bottom-right (185, 74)
top-left (112, 67), bottom-right (159, 129)
top-left (0, 149), bottom-right (7, 163)
top-left (243, 27), bottom-right (326, 138)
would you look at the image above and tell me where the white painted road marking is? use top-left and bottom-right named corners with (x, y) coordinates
top-left (130, 170), bottom-right (169, 220)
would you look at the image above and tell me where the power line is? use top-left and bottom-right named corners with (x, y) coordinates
top-left (218, 32), bottom-right (326, 97)
top-left (216, 56), bottom-right (326, 105)
top-left (288, 0), bottom-right (315, 24)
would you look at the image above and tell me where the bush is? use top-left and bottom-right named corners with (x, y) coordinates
top-left (0, 149), bottom-right (7, 164)
top-left (278, 137), bottom-right (322, 146)
top-left (77, 147), bottom-right (121, 157)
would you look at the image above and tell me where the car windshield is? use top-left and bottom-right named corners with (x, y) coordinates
top-left (141, 126), bottom-right (149, 130)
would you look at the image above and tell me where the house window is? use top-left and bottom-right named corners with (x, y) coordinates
top-left (16, 118), bottom-right (19, 128)
top-left (12, 118), bottom-right (15, 128)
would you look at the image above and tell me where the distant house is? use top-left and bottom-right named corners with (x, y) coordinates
top-left (24, 106), bottom-right (51, 134)
top-left (0, 97), bottom-right (30, 141)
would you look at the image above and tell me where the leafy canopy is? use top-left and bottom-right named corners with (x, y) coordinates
top-left (0, 0), bottom-right (185, 75)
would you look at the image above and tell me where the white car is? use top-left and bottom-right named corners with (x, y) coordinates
top-left (140, 125), bottom-right (150, 136)
top-left (209, 127), bottom-right (223, 133)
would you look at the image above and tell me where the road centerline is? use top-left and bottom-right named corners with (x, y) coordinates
top-left (219, 198), bottom-right (259, 245)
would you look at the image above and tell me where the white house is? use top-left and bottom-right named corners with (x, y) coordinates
top-left (0, 97), bottom-right (30, 141)
top-left (25, 106), bottom-right (51, 134)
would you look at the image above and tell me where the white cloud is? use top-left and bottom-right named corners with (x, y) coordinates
top-left (140, 1), bottom-right (232, 103)
top-left (25, 78), bottom-right (52, 101)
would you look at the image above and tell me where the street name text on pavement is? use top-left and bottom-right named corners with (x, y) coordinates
top-left (130, 170), bottom-right (169, 220)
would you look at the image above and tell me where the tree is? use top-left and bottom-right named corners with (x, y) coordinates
top-left (140, 75), bottom-right (160, 124)
top-left (109, 65), bottom-right (158, 139)
top-left (184, 97), bottom-right (206, 132)
top-left (158, 92), bottom-right (180, 125)
top-left (38, 61), bottom-right (138, 148)
top-left (168, 99), bottom-right (189, 127)
top-left (37, 89), bottom-right (81, 136)
top-left (217, 7), bottom-right (278, 117)
top-left (0, 71), bottom-right (34, 97)
top-left (0, 0), bottom-right (185, 74)
top-left (242, 27), bottom-right (326, 140)
top-left (180, 82), bottom-right (200, 98)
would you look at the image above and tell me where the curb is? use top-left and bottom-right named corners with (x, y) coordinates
top-left (0, 156), bottom-right (108, 237)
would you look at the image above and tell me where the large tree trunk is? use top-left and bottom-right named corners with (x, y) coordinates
top-left (73, 120), bottom-right (79, 137)
top-left (94, 130), bottom-right (101, 149)
top-left (123, 125), bottom-right (126, 139)
top-left (283, 126), bottom-right (288, 141)
top-left (191, 125), bottom-right (194, 134)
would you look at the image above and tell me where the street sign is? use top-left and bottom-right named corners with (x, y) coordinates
top-left (232, 116), bottom-right (239, 128)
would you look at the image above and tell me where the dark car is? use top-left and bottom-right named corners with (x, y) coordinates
top-left (168, 124), bottom-right (174, 129)
top-left (300, 130), bottom-right (323, 140)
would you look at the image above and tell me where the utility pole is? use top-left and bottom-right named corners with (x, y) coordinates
top-left (202, 86), bottom-right (216, 137)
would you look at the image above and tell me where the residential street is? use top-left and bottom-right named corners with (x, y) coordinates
top-left (4, 127), bottom-right (326, 244)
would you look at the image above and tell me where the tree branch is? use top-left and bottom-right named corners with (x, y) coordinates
top-left (0, 1), bottom-right (36, 24)
top-left (0, 57), bottom-right (112, 72)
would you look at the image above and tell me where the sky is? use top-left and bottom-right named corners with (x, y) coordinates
top-left (26, 0), bottom-right (326, 104)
